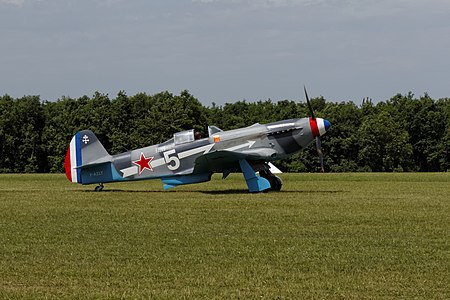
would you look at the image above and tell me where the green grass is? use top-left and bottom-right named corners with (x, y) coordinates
top-left (0, 173), bottom-right (449, 299)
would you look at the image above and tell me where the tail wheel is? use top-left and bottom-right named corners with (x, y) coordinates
top-left (94, 184), bottom-right (104, 192)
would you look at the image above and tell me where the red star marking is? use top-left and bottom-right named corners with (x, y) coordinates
top-left (133, 152), bottom-right (154, 174)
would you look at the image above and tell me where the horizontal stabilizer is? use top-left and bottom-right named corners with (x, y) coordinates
top-left (75, 156), bottom-right (112, 169)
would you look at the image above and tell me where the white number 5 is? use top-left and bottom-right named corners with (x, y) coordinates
top-left (164, 149), bottom-right (180, 171)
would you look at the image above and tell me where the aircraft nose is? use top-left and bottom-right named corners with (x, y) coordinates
top-left (309, 117), bottom-right (331, 137)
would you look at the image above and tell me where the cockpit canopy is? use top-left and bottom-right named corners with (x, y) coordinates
top-left (174, 129), bottom-right (195, 145)
top-left (167, 125), bottom-right (224, 146)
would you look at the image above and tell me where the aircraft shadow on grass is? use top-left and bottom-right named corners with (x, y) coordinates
top-left (78, 189), bottom-right (346, 195)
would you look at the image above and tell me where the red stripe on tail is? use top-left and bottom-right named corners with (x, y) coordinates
top-left (64, 145), bottom-right (72, 182)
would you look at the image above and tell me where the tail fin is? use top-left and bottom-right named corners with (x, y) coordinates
top-left (64, 130), bottom-right (111, 183)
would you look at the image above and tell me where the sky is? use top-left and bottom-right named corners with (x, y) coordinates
top-left (1, 0), bottom-right (449, 105)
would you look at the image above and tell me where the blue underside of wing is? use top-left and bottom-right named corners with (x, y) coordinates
top-left (162, 173), bottom-right (212, 190)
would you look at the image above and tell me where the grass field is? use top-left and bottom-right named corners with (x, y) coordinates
top-left (0, 173), bottom-right (449, 299)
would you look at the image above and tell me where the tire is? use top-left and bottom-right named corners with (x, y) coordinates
top-left (270, 175), bottom-right (282, 191)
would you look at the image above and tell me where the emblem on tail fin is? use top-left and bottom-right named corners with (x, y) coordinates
top-left (82, 135), bottom-right (90, 144)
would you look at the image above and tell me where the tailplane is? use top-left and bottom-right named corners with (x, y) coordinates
top-left (64, 130), bottom-right (111, 183)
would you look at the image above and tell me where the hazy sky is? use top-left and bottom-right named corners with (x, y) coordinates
top-left (1, 0), bottom-right (449, 105)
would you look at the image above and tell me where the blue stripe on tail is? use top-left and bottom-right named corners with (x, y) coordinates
top-left (75, 132), bottom-right (82, 183)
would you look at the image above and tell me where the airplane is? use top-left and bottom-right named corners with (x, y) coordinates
top-left (64, 88), bottom-right (331, 193)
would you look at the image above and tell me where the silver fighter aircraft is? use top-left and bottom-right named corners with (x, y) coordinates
top-left (64, 88), bottom-right (331, 192)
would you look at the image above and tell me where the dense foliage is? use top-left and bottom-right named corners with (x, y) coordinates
top-left (1, 91), bottom-right (449, 173)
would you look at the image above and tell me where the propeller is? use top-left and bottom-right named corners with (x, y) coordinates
top-left (304, 86), bottom-right (325, 173)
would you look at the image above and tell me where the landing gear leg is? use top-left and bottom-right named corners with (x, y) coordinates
top-left (238, 159), bottom-right (271, 193)
top-left (94, 183), bottom-right (104, 192)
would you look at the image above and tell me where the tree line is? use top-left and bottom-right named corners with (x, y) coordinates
top-left (0, 90), bottom-right (449, 173)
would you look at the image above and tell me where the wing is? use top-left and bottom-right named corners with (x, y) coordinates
top-left (193, 147), bottom-right (278, 174)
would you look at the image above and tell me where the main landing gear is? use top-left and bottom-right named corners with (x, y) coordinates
top-left (259, 170), bottom-right (283, 191)
top-left (94, 183), bottom-right (104, 192)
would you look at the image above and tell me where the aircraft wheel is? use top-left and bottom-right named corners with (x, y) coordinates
top-left (260, 171), bottom-right (282, 191)
top-left (270, 175), bottom-right (283, 191)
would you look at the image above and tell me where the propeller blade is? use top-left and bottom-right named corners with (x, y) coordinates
top-left (304, 85), bottom-right (326, 172)
top-left (304, 85), bottom-right (315, 120)
top-left (315, 137), bottom-right (325, 173)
